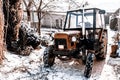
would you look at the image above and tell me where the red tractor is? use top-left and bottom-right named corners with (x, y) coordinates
top-left (43, 8), bottom-right (107, 78)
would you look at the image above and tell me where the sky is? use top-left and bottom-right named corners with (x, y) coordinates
top-left (85, 0), bottom-right (120, 12)
top-left (23, 0), bottom-right (120, 12)
top-left (55, 0), bottom-right (120, 12)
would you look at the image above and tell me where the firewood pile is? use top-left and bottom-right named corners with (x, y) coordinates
top-left (6, 23), bottom-right (41, 56)
top-left (16, 23), bottom-right (41, 55)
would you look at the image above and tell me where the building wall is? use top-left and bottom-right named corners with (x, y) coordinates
top-left (42, 13), bottom-right (66, 29)
top-left (23, 11), bottom-right (66, 29)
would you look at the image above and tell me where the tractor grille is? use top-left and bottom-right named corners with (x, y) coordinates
top-left (55, 39), bottom-right (67, 49)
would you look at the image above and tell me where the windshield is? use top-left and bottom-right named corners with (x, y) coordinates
top-left (65, 10), bottom-right (94, 29)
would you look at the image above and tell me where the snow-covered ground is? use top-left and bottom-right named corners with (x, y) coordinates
top-left (0, 27), bottom-right (120, 80)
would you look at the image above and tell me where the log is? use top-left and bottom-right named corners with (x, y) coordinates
top-left (16, 23), bottom-right (41, 55)
top-left (19, 23), bottom-right (41, 49)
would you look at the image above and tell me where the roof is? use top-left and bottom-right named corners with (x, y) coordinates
top-left (114, 8), bottom-right (120, 16)
top-left (67, 8), bottom-right (104, 13)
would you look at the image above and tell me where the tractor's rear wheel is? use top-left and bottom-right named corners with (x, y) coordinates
top-left (84, 52), bottom-right (94, 78)
top-left (96, 31), bottom-right (107, 60)
top-left (43, 46), bottom-right (55, 67)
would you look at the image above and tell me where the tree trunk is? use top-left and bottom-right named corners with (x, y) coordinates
top-left (26, 9), bottom-right (31, 22)
top-left (3, 0), bottom-right (23, 51)
top-left (23, 0), bottom-right (32, 22)
top-left (0, 0), bottom-right (4, 64)
top-left (37, 0), bottom-right (42, 35)
top-left (37, 11), bottom-right (41, 35)
top-left (2, 0), bottom-right (40, 55)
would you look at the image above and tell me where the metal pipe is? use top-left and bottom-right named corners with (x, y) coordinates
top-left (82, 5), bottom-right (85, 38)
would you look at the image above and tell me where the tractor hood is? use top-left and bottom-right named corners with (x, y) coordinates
top-left (54, 31), bottom-right (81, 44)
top-left (54, 31), bottom-right (80, 37)
top-left (54, 30), bottom-right (81, 50)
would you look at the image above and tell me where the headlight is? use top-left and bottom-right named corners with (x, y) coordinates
top-left (72, 36), bottom-right (76, 42)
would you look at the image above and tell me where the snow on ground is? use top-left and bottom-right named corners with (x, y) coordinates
top-left (0, 27), bottom-right (120, 80)
top-left (0, 47), bottom-right (45, 80)
top-left (0, 46), bottom-right (119, 80)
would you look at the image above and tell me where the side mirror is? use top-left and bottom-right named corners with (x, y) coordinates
top-left (99, 10), bottom-right (106, 14)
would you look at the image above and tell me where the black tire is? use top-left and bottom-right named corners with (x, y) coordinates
top-left (96, 31), bottom-right (107, 60)
top-left (84, 53), bottom-right (94, 78)
top-left (43, 46), bottom-right (55, 67)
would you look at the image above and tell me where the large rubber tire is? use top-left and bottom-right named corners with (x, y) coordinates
top-left (84, 53), bottom-right (94, 78)
top-left (96, 31), bottom-right (107, 60)
top-left (43, 46), bottom-right (55, 67)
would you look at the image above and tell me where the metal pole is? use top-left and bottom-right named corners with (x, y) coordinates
top-left (118, 9), bottom-right (120, 42)
top-left (82, 4), bottom-right (85, 38)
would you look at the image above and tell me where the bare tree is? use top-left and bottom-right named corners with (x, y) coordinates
top-left (33, 0), bottom-right (83, 34)
top-left (37, 0), bottom-right (42, 35)
top-left (23, 0), bottom-right (65, 35)
top-left (23, 0), bottom-right (33, 22)
top-left (32, 0), bottom-right (55, 35)
top-left (0, 0), bottom-right (4, 64)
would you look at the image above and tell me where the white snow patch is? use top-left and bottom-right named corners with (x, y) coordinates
top-left (99, 64), bottom-right (117, 80)
top-left (0, 27), bottom-right (120, 80)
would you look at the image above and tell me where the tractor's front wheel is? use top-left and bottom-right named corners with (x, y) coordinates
top-left (84, 52), bottom-right (94, 78)
top-left (82, 48), bottom-right (86, 64)
top-left (43, 46), bottom-right (55, 67)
